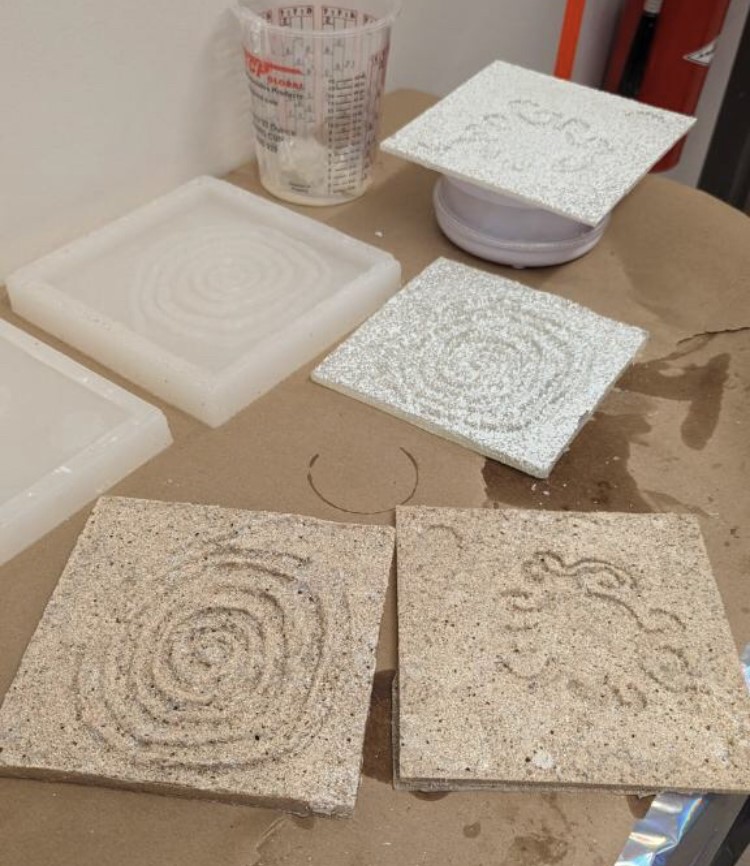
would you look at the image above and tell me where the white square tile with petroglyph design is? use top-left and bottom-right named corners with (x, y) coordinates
top-left (381, 61), bottom-right (695, 226)
top-left (312, 258), bottom-right (647, 478)
top-left (0, 497), bottom-right (394, 815)
top-left (0, 321), bottom-right (171, 566)
top-left (395, 506), bottom-right (750, 794)
top-left (7, 177), bottom-right (401, 427)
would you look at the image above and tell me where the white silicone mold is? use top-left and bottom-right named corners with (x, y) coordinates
top-left (0, 320), bottom-right (171, 565)
top-left (8, 177), bottom-right (401, 426)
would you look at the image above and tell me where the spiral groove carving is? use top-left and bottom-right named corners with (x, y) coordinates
top-left (77, 531), bottom-right (349, 769)
top-left (132, 226), bottom-right (332, 344)
top-left (385, 286), bottom-right (592, 435)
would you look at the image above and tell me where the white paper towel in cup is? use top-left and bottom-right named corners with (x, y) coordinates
top-left (234, 0), bottom-right (400, 206)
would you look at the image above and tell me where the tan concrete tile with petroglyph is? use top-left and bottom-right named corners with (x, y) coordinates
top-left (0, 497), bottom-right (394, 816)
top-left (395, 506), bottom-right (750, 794)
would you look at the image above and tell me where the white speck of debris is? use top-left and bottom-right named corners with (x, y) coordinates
top-left (531, 483), bottom-right (537, 491)
top-left (375, 230), bottom-right (384, 238)
top-left (542, 490), bottom-right (550, 496)
top-left (531, 749), bottom-right (556, 770)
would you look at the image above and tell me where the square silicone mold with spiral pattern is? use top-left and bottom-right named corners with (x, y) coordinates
top-left (6, 177), bottom-right (400, 427)
top-left (312, 258), bottom-right (648, 478)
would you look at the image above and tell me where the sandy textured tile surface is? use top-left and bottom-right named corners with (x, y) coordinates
top-left (0, 497), bottom-right (394, 816)
top-left (312, 258), bottom-right (647, 478)
top-left (395, 506), bottom-right (750, 794)
top-left (381, 61), bottom-right (694, 226)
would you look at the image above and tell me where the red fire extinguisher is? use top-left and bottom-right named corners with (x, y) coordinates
top-left (604, 0), bottom-right (733, 170)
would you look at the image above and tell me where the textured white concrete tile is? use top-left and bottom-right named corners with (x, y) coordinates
top-left (0, 497), bottom-right (394, 816)
top-left (0, 321), bottom-right (171, 566)
top-left (381, 61), bottom-right (695, 226)
top-left (395, 506), bottom-right (750, 794)
top-left (312, 258), bottom-right (647, 478)
top-left (7, 177), bottom-right (401, 427)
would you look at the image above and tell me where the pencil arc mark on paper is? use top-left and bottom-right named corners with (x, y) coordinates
top-left (306, 447), bottom-right (419, 515)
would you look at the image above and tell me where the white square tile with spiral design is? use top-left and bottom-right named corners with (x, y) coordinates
top-left (0, 497), bottom-right (394, 815)
top-left (7, 177), bottom-right (401, 426)
top-left (381, 61), bottom-right (695, 226)
top-left (312, 258), bottom-right (647, 478)
top-left (395, 506), bottom-right (750, 794)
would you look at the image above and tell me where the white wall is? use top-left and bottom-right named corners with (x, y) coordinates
top-left (0, 1), bottom-right (253, 279)
top-left (0, 0), bottom-right (742, 281)
top-left (388, 1), bottom-right (564, 95)
top-left (387, 0), bottom-right (624, 96)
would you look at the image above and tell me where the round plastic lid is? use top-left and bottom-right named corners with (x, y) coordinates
top-left (433, 177), bottom-right (610, 268)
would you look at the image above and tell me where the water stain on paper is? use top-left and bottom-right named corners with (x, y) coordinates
top-left (483, 411), bottom-right (653, 513)
top-left (463, 821), bottom-right (482, 838)
top-left (502, 826), bottom-right (569, 865)
top-left (620, 348), bottom-right (729, 451)
top-left (484, 337), bottom-right (731, 509)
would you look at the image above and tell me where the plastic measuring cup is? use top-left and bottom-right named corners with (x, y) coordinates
top-left (235, 0), bottom-right (400, 205)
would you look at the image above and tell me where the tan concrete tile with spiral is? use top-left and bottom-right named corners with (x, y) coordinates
top-left (395, 506), bottom-right (750, 794)
top-left (0, 497), bottom-right (395, 816)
